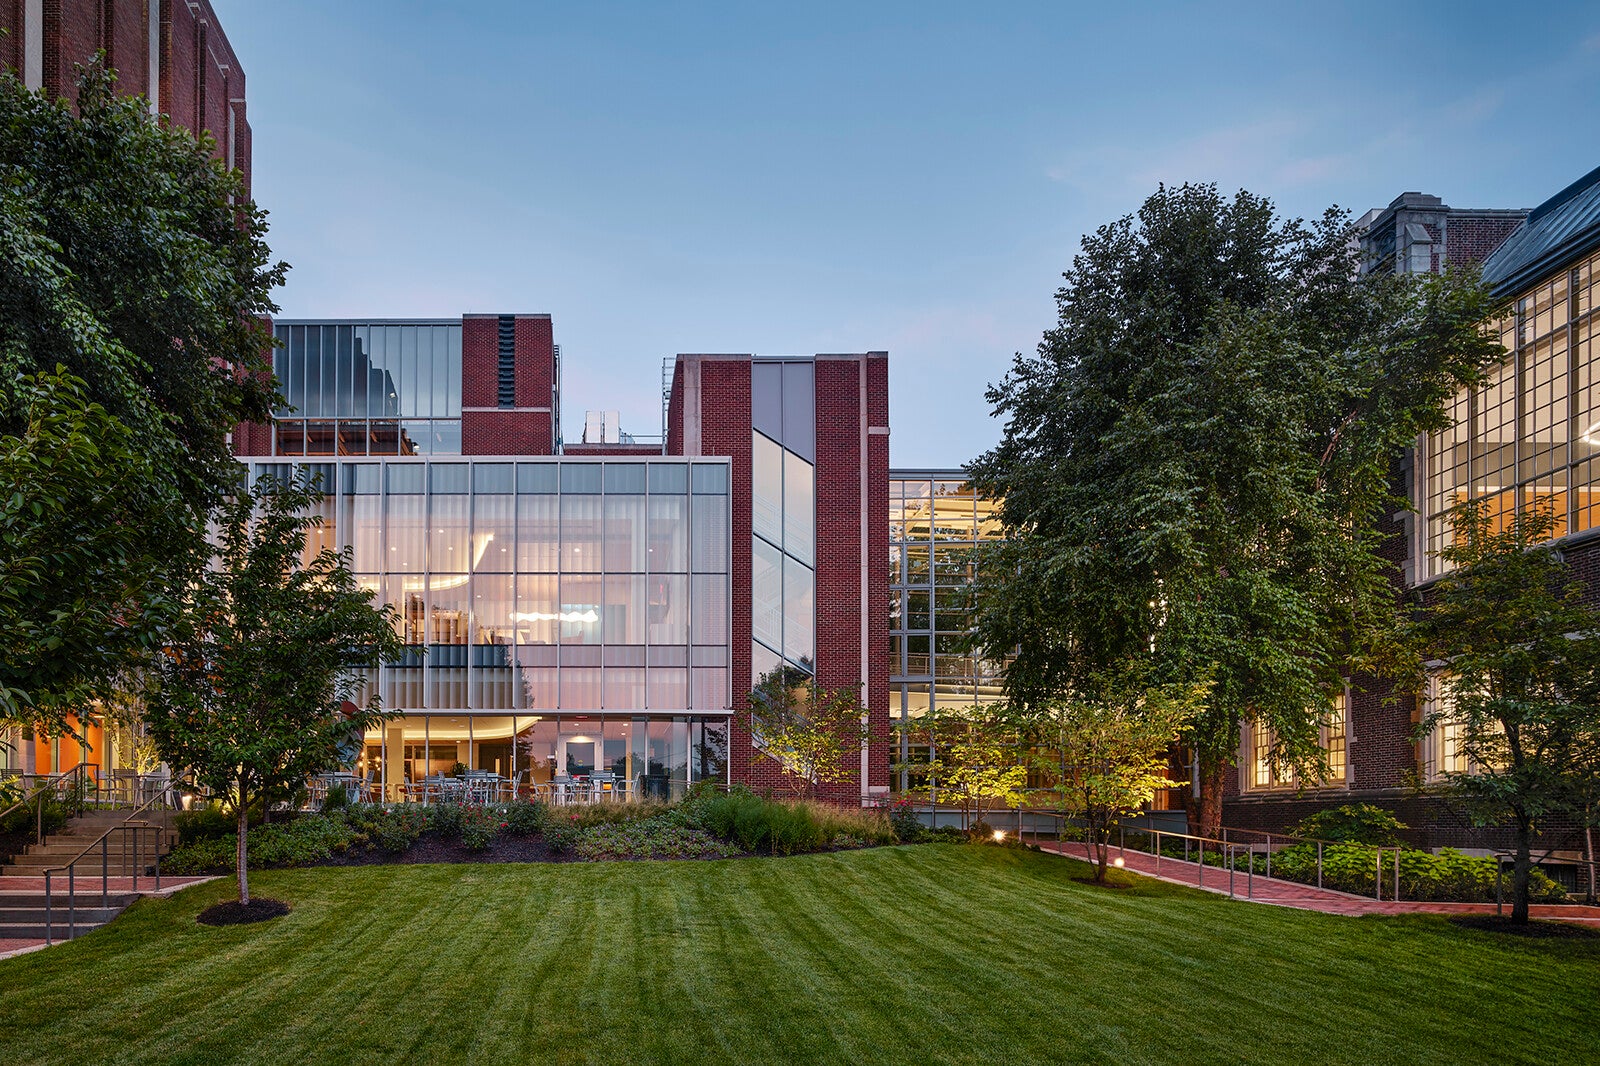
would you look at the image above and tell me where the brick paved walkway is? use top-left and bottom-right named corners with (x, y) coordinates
top-left (1039, 841), bottom-right (1600, 923)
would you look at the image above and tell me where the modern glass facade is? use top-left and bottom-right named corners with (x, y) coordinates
top-left (1420, 250), bottom-right (1600, 577)
top-left (751, 360), bottom-right (817, 681)
top-left (887, 474), bottom-right (1006, 789)
top-left (270, 320), bottom-right (465, 457)
top-left (243, 457), bottom-right (734, 800)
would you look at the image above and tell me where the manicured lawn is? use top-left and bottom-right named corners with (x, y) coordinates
top-left (1, 845), bottom-right (1596, 1065)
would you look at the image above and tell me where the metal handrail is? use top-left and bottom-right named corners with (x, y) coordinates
top-left (0, 762), bottom-right (99, 846)
top-left (42, 781), bottom-right (180, 945)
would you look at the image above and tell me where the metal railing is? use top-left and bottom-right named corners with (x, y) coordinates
top-left (0, 763), bottom-right (99, 846)
top-left (995, 806), bottom-right (1405, 901)
top-left (42, 784), bottom-right (179, 945)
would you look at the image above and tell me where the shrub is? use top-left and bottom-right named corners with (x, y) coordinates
top-left (461, 818), bottom-right (496, 852)
top-left (499, 801), bottom-right (546, 836)
top-left (885, 797), bottom-right (925, 842)
top-left (1288, 804), bottom-right (1407, 846)
top-left (575, 820), bottom-right (737, 861)
top-left (686, 787), bottom-right (894, 855)
top-left (426, 801), bottom-right (467, 839)
top-left (541, 814), bottom-right (585, 854)
top-left (164, 807), bottom-right (429, 872)
top-left (1235, 841), bottom-right (1567, 903)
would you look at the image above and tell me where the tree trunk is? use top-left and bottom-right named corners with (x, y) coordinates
top-left (1512, 823), bottom-right (1532, 925)
top-left (1585, 821), bottom-right (1597, 906)
top-left (1190, 758), bottom-right (1226, 840)
top-left (236, 802), bottom-right (250, 905)
top-left (1093, 817), bottom-right (1109, 882)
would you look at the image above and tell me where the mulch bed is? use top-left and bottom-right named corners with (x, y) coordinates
top-left (1448, 915), bottom-right (1600, 939)
top-left (197, 898), bottom-right (290, 926)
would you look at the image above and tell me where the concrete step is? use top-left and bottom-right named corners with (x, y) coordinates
top-left (0, 892), bottom-right (139, 908)
top-left (0, 905), bottom-right (124, 924)
top-left (0, 865), bottom-right (156, 878)
top-left (8, 850), bottom-right (160, 867)
top-left (0, 921), bottom-right (112, 940)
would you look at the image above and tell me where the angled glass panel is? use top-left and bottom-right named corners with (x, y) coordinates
top-left (604, 496), bottom-right (647, 573)
top-left (782, 558), bottom-right (814, 671)
top-left (781, 361), bottom-right (815, 462)
top-left (752, 432), bottom-right (783, 548)
top-left (561, 494), bottom-right (603, 572)
top-left (473, 493), bottom-right (514, 572)
top-left (558, 573), bottom-right (603, 645)
top-left (649, 495), bottom-right (688, 574)
top-left (783, 450), bottom-right (814, 566)
top-left (752, 361), bottom-right (782, 441)
top-left (516, 495), bottom-right (560, 572)
top-left (752, 537), bottom-right (783, 654)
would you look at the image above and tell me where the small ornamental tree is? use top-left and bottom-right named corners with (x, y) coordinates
top-left (1408, 498), bottom-right (1600, 923)
top-left (745, 667), bottom-right (868, 800)
top-left (145, 474), bottom-right (403, 905)
top-left (918, 705), bottom-right (1028, 831)
top-left (1038, 670), bottom-right (1202, 882)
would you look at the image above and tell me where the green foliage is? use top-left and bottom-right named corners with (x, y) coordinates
top-left (575, 821), bottom-right (738, 861)
top-left (0, 62), bottom-right (285, 733)
top-left (0, 370), bottom-right (180, 734)
top-left (143, 473), bottom-right (405, 902)
top-left (1288, 804), bottom-right (1407, 846)
top-left (165, 807), bottom-right (430, 873)
top-left (1407, 498), bottom-right (1600, 921)
top-left (1029, 669), bottom-right (1202, 880)
top-left (460, 818), bottom-right (497, 852)
top-left (745, 669), bottom-right (869, 798)
top-left (540, 815), bottom-right (584, 855)
top-left (175, 802), bottom-right (262, 846)
top-left (0, 791), bottom-right (69, 839)
top-left (499, 801), bottom-right (546, 836)
top-left (1265, 843), bottom-right (1565, 904)
top-left (907, 705), bottom-right (1029, 826)
top-left (966, 183), bottom-right (1503, 832)
top-left (684, 786), bottom-right (895, 855)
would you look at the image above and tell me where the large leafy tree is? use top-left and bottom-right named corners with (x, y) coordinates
top-left (0, 62), bottom-right (284, 733)
top-left (0, 369), bottom-right (184, 735)
top-left (968, 183), bottom-right (1501, 835)
top-left (144, 475), bottom-right (402, 904)
top-left (1408, 500), bottom-right (1600, 924)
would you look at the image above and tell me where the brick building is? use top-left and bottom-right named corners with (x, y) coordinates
top-left (242, 321), bottom-right (891, 804)
top-left (1223, 166), bottom-right (1600, 887)
top-left (1, 0), bottom-right (250, 192)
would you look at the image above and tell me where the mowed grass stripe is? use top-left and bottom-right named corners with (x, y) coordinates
top-left (1, 846), bottom-right (1597, 1065)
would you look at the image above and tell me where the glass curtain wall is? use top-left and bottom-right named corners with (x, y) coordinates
top-left (358, 714), bottom-right (729, 802)
top-left (245, 457), bottom-right (733, 800)
top-left (750, 360), bottom-right (816, 683)
top-left (271, 321), bottom-right (464, 457)
top-left (888, 475), bottom-right (1007, 791)
top-left (1422, 250), bottom-right (1600, 577)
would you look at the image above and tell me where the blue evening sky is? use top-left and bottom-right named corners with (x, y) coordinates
top-left (211, 1), bottom-right (1600, 468)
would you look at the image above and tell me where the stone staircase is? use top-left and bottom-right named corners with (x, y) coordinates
top-left (0, 808), bottom-right (177, 941)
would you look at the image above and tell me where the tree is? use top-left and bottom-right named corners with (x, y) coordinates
top-left (1033, 670), bottom-right (1203, 882)
top-left (745, 667), bottom-right (869, 800)
top-left (0, 62), bottom-right (284, 735)
top-left (1407, 499), bottom-right (1600, 923)
top-left (909, 705), bottom-right (1028, 831)
top-left (144, 474), bottom-right (402, 905)
top-left (0, 369), bottom-right (184, 736)
top-left (967, 183), bottom-right (1502, 835)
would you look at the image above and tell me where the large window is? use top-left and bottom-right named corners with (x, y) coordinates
top-left (271, 321), bottom-right (464, 456)
top-left (1243, 690), bottom-right (1351, 792)
top-left (1421, 251), bottom-right (1600, 577)
top-left (751, 360), bottom-right (816, 679)
top-left (249, 458), bottom-right (731, 717)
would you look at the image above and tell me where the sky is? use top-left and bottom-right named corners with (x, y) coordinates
top-left (210, 1), bottom-right (1600, 469)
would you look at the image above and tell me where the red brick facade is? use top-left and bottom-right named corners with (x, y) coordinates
top-left (670, 353), bottom-right (890, 803)
top-left (461, 314), bottom-right (558, 456)
top-left (2, 1), bottom-right (249, 194)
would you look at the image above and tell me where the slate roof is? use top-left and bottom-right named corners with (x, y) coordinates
top-left (1482, 164), bottom-right (1600, 298)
